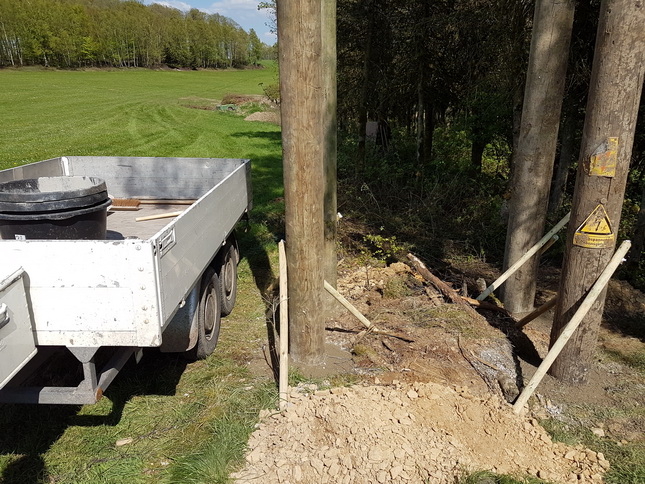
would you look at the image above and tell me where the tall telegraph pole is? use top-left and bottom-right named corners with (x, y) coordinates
top-left (278, 0), bottom-right (325, 364)
top-left (549, 0), bottom-right (645, 383)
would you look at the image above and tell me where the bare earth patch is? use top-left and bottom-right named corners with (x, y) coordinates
top-left (244, 111), bottom-right (281, 124)
top-left (232, 257), bottom-right (645, 483)
top-left (232, 381), bottom-right (607, 483)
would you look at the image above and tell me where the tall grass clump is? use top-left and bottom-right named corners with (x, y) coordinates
top-left (165, 382), bottom-right (277, 484)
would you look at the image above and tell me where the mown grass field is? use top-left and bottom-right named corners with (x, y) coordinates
top-left (0, 65), bottom-right (283, 483)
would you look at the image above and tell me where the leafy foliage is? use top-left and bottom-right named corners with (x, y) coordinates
top-left (0, 0), bottom-right (272, 69)
top-left (337, 0), bottom-right (532, 172)
top-left (337, 128), bottom-right (509, 267)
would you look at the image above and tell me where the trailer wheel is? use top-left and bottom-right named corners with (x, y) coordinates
top-left (218, 242), bottom-right (238, 316)
top-left (188, 267), bottom-right (222, 360)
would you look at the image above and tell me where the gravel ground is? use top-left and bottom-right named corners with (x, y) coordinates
top-left (232, 381), bottom-right (608, 483)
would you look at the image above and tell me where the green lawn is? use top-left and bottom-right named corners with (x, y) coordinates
top-left (0, 66), bottom-right (283, 483)
top-left (0, 66), bottom-right (279, 163)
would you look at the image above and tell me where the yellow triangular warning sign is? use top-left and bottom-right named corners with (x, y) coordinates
top-left (578, 205), bottom-right (612, 234)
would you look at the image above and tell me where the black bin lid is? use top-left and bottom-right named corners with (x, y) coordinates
top-left (0, 176), bottom-right (108, 213)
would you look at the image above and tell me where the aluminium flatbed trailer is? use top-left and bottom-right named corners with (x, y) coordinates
top-left (0, 156), bottom-right (251, 404)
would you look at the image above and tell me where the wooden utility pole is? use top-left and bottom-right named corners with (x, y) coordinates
top-left (278, 0), bottom-right (325, 364)
top-left (549, 0), bottom-right (645, 384)
top-left (502, 0), bottom-right (575, 314)
top-left (322, 0), bottom-right (338, 292)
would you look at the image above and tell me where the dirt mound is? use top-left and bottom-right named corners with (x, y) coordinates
top-left (232, 381), bottom-right (608, 483)
top-left (222, 94), bottom-right (265, 105)
top-left (329, 262), bottom-right (522, 402)
top-left (244, 111), bottom-right (280, 124)
top-left (606, 278), bottom-right (645, 317)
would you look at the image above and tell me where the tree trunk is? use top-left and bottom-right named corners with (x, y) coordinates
top-left (423, 101), bottom-right (434, 164)
top-left (549, 0), bottom-right (645, 384)
top-left (511, 76), bottom-right (524, 159)
top-left (627, 182), bottom-right (645, 269)
top-left (322, 0), bottom-right (338, 293)
top-left (278, 0), bottom-right (325, 365)
top-left (549, 97), bottom-right (577, 213)
top-left (355, 3), bottom-right (374, 174)
top-left (471, 139), bottom-right (486, 172)
top-left (416, 1), bottom-right (432, 173)
top-left (416, 76), bottom-right (424, 170)
top-left (1, 22), bottom-right (15, 66)
top-left (501, 0), bottom-right (575, 314)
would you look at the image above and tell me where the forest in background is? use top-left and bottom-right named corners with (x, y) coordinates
top-left (331, 0), bottom-right (645, 290)
top-left (0, 0), bottom-right (272, 69)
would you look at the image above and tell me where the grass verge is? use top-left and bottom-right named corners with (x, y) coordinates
top-left (456, 470), bottom-right (550, 484)
top-left (540, 418), bottom-right (645, 484)
top-left (0, 65), bottom-right (283, 483)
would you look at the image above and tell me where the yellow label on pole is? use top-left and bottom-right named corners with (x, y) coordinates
top-left (586, 137), bottom-right (618, 177)
top-left (573, 204), bottom-right (615, 248)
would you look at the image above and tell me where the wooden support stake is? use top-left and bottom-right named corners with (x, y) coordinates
top-left (135, 211), bottom-right (183, 222)
top-left (323, 281), bottom-right (414, 343)
top-left (515, 296), bottom-right (558, 329)
top-left (278, 241), bottom-right (289, 410)
top-left (539, 234), bottom-right (559, 256)
top-left (477, 212), bottom-right (570, 301)
top-left (324, 280), bottom-right (374, 330)
top-left (512, 240), bottom-right (631, 414)
top-left (139, 199), bottom-right (196, 205)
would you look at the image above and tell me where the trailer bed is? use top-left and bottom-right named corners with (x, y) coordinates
top-left (106, 203), bottom-right (193, 240)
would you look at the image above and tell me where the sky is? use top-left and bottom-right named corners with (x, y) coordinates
top-left (142, 0), bottom-right (276, 44)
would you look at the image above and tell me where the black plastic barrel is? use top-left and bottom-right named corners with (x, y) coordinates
top-left (0, 176), bottom-right (110, 240)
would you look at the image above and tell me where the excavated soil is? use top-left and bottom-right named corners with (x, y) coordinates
top-left (244, 111), bottom-right (280, 124)
top-left (232, 381), bottom-right (608, 483)
top-left (234, 259), bottom-right (645, 483)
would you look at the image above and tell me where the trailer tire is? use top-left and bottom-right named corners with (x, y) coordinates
top-left (187, 267), bottom-right (222, 360)
top-left (218, 242), bottom-right (238, 317)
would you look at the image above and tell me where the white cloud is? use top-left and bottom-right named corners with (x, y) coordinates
top-left (206, 0), bottom-right (260, 16)
top-left (152, 0), bottom-right (192, 12)
top-left (263, 31), bottom-right (276, 42)
top-left (208, 0), bottom-right (275, 39)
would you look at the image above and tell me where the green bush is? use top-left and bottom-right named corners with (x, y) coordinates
top-left (260, 82), bottom-right (280, 104)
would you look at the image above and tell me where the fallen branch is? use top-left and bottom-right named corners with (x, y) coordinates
top-left (325, 326), bottom-right (414, 343)
top-left (407, 253), bottom-right (481, 320)
top-left (514, 296), bottom-right (558, 329)
top-left (461, 296), bottom-right (511, 316)
top-left (352, 328), bottom-right (374, 346)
